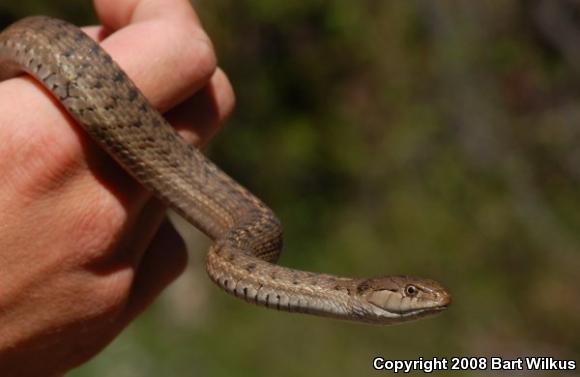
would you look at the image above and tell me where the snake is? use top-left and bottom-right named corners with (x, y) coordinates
top-left (0, 16), bottom-right (451, 325)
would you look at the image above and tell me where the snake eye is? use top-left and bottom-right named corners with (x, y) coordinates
top-left (405, 284), bottom-right (418, 297)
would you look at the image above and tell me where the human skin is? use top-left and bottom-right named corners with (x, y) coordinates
top-left (0, 0), bottom-right (234, 375)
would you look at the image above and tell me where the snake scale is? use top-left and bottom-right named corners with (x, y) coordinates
top-left (0, 17), bottom-right (451, 324)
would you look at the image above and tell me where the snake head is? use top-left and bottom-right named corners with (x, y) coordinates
top-left (355, 275), bottom-right (451, 324)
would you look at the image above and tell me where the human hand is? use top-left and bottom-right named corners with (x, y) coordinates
top-left (0, 0), bottom-right (234, 375)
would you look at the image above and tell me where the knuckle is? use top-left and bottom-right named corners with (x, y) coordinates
top-left (63, 189), bottom-right (128, 264)
top-left (69, 270), bottom-right (132, 321)
top-left (89, 270), bottom-right (133, 313)
top-left (5, 120), bottom-right (83, 199)
top-left (171, 22), bottom-right (217, 85)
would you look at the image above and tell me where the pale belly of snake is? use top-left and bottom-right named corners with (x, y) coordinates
top-left (0, 17), bottom-right (451, 324)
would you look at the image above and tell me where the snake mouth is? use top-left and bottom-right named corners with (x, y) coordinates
top-left (360, 304), bottom-right (450, 325)
top-left (399, 306), bottom-right (448, 320)
top-left (398, 298), bottom-right (451, 318)
top-left (364, 300), bottom-right (450, 324)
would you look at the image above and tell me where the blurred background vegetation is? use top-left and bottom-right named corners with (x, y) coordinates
top-left (2, 0), bottom-right (580, 376)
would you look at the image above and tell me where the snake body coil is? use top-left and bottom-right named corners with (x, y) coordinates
top-left (0, 17), bottom-right (450, 324)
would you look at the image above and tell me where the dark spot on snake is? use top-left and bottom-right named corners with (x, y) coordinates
top-left (292, 280), bottom-right (298, 285)
top-left (245, 263), bottom-right (257, 272)
top-left (223, 279), bottom-right (229, 289)
top-left (113, 72), bottom-right (124, 82)
top-left (356, 280), bottom-right (371, 294)
top-left (227, 254), bottom-right (235, 262)
top-left (41, 72), bottom-right (54, 82)
top-left (74, 29), bottom-right (87, 42)
top-left (58, 82), bottom-right (70, 101)
top-left (127, 88), bottom-right (138, 101)
top-left (62, 49), bottom-right (73, 58)
top-left (72, 32), bottom-right (83, 42)
top-left (256, 284), bottom-right (263, 303)
top-left (243, 287), bottom-right (248, 299)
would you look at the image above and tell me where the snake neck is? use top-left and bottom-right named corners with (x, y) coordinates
top-left (206, 245), bottom-right (363, 319)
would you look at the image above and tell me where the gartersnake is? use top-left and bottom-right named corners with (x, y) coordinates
top-left (0, 16), bottom-right (451, 324)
